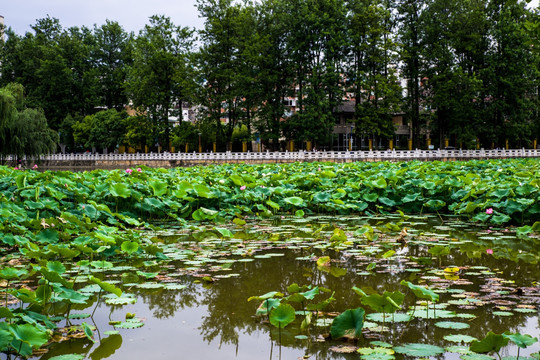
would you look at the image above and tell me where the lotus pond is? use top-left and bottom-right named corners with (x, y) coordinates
top-left (0, 159), bottom-right (539, 360)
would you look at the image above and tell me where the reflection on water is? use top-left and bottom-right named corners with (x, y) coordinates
top-left (34, 216), bottom-right (540, 360)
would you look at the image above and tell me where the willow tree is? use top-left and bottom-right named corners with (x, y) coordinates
top-left (0, 83), bottom-right (57, 162)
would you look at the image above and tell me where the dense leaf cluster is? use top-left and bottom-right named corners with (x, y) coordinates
top-left (0, 159), bottom-right (538, 229)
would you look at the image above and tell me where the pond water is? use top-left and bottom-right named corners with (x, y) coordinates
top-left (30, 215), bottom-right (540, 360)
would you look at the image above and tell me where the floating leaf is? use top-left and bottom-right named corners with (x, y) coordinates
top-left (435, 321), bottom-right (470, 330)
top-left (48, 355), bottom-right (85, 360)
top-left (393, 343), bottom-right (445, 357)
top-left (445, 334), bottom-right (479, 343)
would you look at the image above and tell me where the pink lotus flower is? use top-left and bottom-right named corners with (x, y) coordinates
top-left (486, 249), bottom-right (493, 255)
top-left (14, 167), bottom-right (18, 170)
top-left (32, 164), bottom-right (38, 169)
top-left (240, 185), bottom-right (246, 191)
top-left (485, 208), bottom-right (493, 214)
top-left (137, 168), bottom-right (142, 172)
top-left (126, 168), bottom-right (133, 174)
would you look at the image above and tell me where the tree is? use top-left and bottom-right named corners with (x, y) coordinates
top-left (347, 0), bottom-right (402, 142)
top-left (482, 0), bottom-right (537, 147)
top-left (0, 83), bottom-right (57, 161)
top-left (397, 0), bottom-right (427, 148)
top-left (72, 109), bottom-right (128, 152)
top-left (93, 20), bottom-right (133, 110)
top-left (282, 0), bottom-right (348, 146)
top-left (196, 0), bottom-right (246, 149)
top-left (0, 17), bottom-right (98, 129)
top-left (252, 0), bottom-right (293, 150)
top-left (421, 0), bottom-right (486, 148)
top-left (126, 15), bottom-right (194, 151)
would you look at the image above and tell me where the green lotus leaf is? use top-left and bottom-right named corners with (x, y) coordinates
top-left (90, 260), bottom-right (114, 269)
top-left (36, 229), bottom-right (59, 244)
top-left (502, 333), bottom-right (538, 348)
top-left (121, 241), bottom-right (139, 255)
top-left (266, 200), bottom-right (280, 210)
top-left (0, 267), bottom-right (28, 281)
top-left (9, 323), bottom-right (49, 349)
top-left (193, 184), bottom-right (215, 198)
top-left (48, 355), bottom-right (85, 360)
top-left (47, 261), bottom-right (66, 275)
top-left (460, 354), bottom-right (495, 360)
top-left (330, 307), bottom-right (365, 339)
top-left (115, 319), bottom-right (144, 329)
top-left (357, 347), bottom-right (394, 355)
top-left (425, 199), bottom-right (446, 210)
top-left (149, 180), bottom-right (168, 196)
top-left (248, 291), bottom-right (284, 302)
top-left (470, 332), bottom-right (509, 354)
top-left (81, 322), bottom-right (94, 342)
top-left (393, 343), bottom-right (445, 357)
top-left (214, 227), bottom-right (233, 238)
top-left (444, 334), bottom-right (479, 343)
top-left (110, 183), bottom-right (131, 198)
top-left (435, 321), bottom-right (470, 330)
top-left (104, 295), bottom-right (137, 305)
top-left (366, 313), bottom-right (411, 323)
top-left (0, 329), bottom-right (14, 349)
top-left (256, 298), bottom-right (281, 316)
top-left (89, 276), bottom-right (122, 297)
top-left (363, 193), bottom-right (379, 202)
top-left (360, 353), bottom-right (395, 360)
top-left (284, 196), bottom-right (304, 207)
top-left (269, 303), bottom-right (296, 329)
top-left (400, 280), bottom-right (439, 302)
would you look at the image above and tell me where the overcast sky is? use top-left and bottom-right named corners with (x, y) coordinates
top-left (2, 0), bottom-right (539, 36)
top-left (1, 0), bottom-right (204, 35)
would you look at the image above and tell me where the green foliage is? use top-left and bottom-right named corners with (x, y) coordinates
top-left (72, 109), bottom-right (128, 151)
top-left (269, 303), bottom-right (296, 329)
top-left (330, 307), bottom-right (365, 339)
top-left (470, 332), bottom-right (509, 355)
top-left (0, 84), bottom-right (57, 159)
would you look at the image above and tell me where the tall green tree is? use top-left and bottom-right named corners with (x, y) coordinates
top-left (252, 0), bottom-right (293, 150)
top-left (421, 0), bottom-right (485, 148)
top-left (347, 0), bottom-right (402, 142)
top-left (196, 0), bottom-right (246, 149)
top-left (482, 0), bottom-right (537, 147)
top-left (93, 20), bottom-right (133, 110)
top-left (282, 0), bottom-right (348, 146)
top-left (397, 0), bottom-right (427, 148)
top-left (126, 15), bottom-right (194, 151)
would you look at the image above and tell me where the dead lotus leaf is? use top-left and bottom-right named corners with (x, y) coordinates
top-left (329, 345), bottom-right (358, 354)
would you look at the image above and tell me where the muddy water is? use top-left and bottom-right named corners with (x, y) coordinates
top-left (35, 216), bottom-right (540, 360)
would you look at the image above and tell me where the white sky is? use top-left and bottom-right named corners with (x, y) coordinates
top-left (1, 0), bottom-right (204, 35)
top-left (2, 0), bottom-right (539, 36)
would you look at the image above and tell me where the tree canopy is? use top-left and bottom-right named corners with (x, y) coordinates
top-left (0, 0), bottom-right (538, 152)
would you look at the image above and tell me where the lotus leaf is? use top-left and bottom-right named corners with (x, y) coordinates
top-left (393, 343), bottom-right (445, 357)
top-left (269, 303), bottom-right (295, 329)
